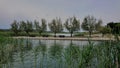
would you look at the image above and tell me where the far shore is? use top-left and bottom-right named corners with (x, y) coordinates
top-left (12, 36), bottom-right (116, 41)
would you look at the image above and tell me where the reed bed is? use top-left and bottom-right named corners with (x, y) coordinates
top-left (0, 36), bottom-right (120, 68)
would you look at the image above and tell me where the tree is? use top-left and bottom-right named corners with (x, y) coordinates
top-left (107, 22), bottom-right (120, 34)
top-left (49, 18), bottom-right (63, 37)
top-left (81, 15), bottom-right (96, 37)
top-left (115, 23), bottom-right (120, 34)
top-left (11, 20), bottom-right (20, 36)
top-left (64, 17), bottom-right (80, 37)
top-left (20, 20), bottom-right (33, 36)
top-left (100, 26), bottom-right (111, 37)
top-left (34, 19), bottom-right (47, 36)
top-left (41, 19), bottom-right (47, 32)
top-left (95, 19), bottom-right (103, 32)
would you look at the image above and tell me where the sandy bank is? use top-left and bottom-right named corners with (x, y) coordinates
top-left (12, 37), bottom-right (115, 41)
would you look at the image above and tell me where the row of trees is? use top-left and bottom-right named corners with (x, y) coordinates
top-left (11, 19), bottom-right (47, 36)
top-left (11, 15), bottom-right (111, 37)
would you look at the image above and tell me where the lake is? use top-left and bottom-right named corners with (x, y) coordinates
top-left (0, 39), bottom-right (99, 68)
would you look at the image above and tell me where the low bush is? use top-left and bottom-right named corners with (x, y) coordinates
top-left (0, 31), bottom-right (12, 37)
top-left (59, 35), bottom-right (65, 37)
top-left (74, 32), bottom-right (85, 37)
top-left (41, 33), bottom-right (51, 37)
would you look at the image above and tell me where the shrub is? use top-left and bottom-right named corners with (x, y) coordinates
top-left (41, 33), bottom-right (51, 37)
top-left (74, 33), bottom-right (84, 37)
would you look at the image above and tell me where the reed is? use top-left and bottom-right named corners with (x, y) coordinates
top-left (0, 36), bottom-right (120, 68)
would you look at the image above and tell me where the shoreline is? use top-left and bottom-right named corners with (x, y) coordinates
top-left (12, 37), bottom-right (115, 41)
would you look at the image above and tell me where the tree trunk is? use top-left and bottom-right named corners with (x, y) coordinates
top-left (15, 32), bottom-right (18, 36)
top-left (26, 32), bottom-right (29, 36)
top-left (89, 31), bottom-right (92, 37)
top-left (70, 32), bottom-right (73, 37)
top-left (39, 32), bottom-right (42, 36)
top-left (54, 32), bottom-right (56, 37)
top-left (102, 33), bottom-right (104, 37)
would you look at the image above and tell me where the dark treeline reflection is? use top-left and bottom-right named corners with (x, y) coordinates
top-left (1, 39), bottom-right (120, 68)
top-left (49, 40), bottom-right (63, 58)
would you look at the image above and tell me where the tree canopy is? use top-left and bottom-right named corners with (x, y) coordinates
top-left (81, 15), bottom-right (103, 37)
top-left (64, 17), bottom-right (80, 37)
top-left (11, 20), bottom-right (20, 36)
top-left (48, 18), bottom-right (63, 37)
top-left (34, 19), bottom-right (47, 36)
top-left (81, 15), bottom-right (96, 37)
top-left (107, 22), bottom-right (120, 34)
top-left (20, 20), bottom-right (33, 36)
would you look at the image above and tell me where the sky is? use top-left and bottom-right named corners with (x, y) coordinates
top-left (0, 0), bottom-right (120, 29)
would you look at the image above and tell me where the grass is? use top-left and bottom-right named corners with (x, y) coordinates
top-left (74, 32), bottom-right (85, 37)
top-left (0, 31), bottom-right (12, 37)
top-left (0, 30), bottom-right (88, 37)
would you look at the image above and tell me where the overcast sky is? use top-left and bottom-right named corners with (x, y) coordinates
top-left (0, 0), bottom-right (120, 29)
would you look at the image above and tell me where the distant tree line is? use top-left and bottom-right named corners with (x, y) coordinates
top-left (11, 19), bottom-right (47, 36)
top-left (11, 15), bottom-right (119, 37)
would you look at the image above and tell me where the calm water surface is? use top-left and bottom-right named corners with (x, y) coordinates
top-left (0, 39), bottom-right (99, 68)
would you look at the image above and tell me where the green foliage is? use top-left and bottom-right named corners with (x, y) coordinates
top-left (20, 20), bottom-right (33, 36)
top-left (64, 16), bottom-right (80, 37)
top-left (0, 35), bottom-right (7, 43)
top-left (95, 19), bottom-right (103, 32)
top-left (34, 19), bottom-right (47, 36)
top-left (49, 18), bottom-right (63, 37)
top-left (49, 42), bottom-right (63, 58)
top-left (100, 26), bottom-right (111, 37)
top-left (1, 37), bottom-right (120, 67)
top-left (41, 19), bottom-right (47, 32)
top-left (81, 15), bottom-right (96, 37)
top-left (11, 20), bottom-right (20, 36)
top-left (74, 32), bottom-right (84, 37)
top-left (0, 31), bottom-right (12, 37)
top-left (41, 33), bottom-right (51, 37)
top-left (82, 16), bottom-right (104, 37)
top-left (107, 22), bottom-right (120, 34)
top-left (0, 36), bottom-right (15, 66)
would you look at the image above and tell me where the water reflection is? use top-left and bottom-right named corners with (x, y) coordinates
top-left (38, 40), bottom-right (47, 56)
top-left (49, 40), bottom-right (63, 58)
top-left (0, 39), bottom-right (99, 68)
